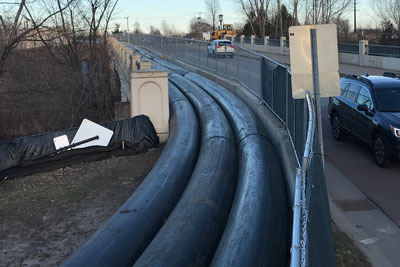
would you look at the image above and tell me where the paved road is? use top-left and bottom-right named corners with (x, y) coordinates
top-left (321, 98), bottom-right (400, 227)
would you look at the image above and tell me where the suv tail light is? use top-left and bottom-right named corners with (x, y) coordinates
top-left (217, 45), bottom-right (222, 48)
top-left (229, 45), bottom-right (234, 48)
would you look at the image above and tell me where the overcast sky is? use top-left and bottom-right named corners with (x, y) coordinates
top-left (112, 0), bottom-right (376, 34)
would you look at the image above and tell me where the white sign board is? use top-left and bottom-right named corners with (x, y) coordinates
top-left (71, 119), bottom-right (114, 149)
top-left (289, 24), bottom-right (340, 99)
top-left (53, 135), bottom-right (70, 150)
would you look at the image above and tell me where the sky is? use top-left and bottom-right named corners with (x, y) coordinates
top-left (112, 0), bottom-right (376, 34)
top-left (112, 0), bottom-right (244, 33)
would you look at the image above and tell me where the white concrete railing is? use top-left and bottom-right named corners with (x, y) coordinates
top-left (237, 36), bottom-right (400, 71)
top-left (107, 37), bottom-right (169, 143)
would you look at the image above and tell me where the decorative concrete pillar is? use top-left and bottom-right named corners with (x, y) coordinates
top-left (264, 36), bottom-right (270, 52)
top-left (126, 50), bottom-right (133, 70)
top-left (359, 40), bottom-right (368, 67)
top-left (250, 35), bottom-right (255, 48)
top-left (280, 36), bottom-right (286, 55)
top-left (119, 45), bottom-right (124, 66)
top-left (240, 35), bottom-right (245, 45)
top-left (130, 70), bottom-right (169, 143)
top-left (131, 54), bottom-right (141, 71)
top-left (139, 61), bottom-right (151, 70)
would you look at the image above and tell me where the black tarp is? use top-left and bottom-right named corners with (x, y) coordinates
top-left (0, 115), bottom-right (159, 179)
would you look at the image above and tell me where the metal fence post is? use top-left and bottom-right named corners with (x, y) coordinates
top-left (198, 41), bottom-right (201, 65)
top-left (225, 50), bottom-right (228, 75)
top-left (236, 47), bottom-right (239, 79)
top-left (264, 36), bottom-right (269, 52)
top-left (285, 73), bottom-right (289, 124)
top-left (247, 52), bottom-right (250, 84)
top-left (280, 36), bottom-right (286, 55)
top-left (310, 29), bottom-right (325, 170)
top-left (290, 168), bottom-right (302, 267)
top-left (206, 41), bottom-right (209, 68)
top-left (184, 38), bottom-right (187, 62)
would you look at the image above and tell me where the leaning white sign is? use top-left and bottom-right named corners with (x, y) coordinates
top-left (71, 119), bottom-right (114, 149)
top-left (289, 24), bottom-right (340, 99)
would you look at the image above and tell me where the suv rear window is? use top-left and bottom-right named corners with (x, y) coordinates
top-left (218, 41), bottom-right (232, 46)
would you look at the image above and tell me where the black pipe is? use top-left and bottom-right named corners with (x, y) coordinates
top-left (133, 74), bottom-right (237, 267)
top-left (61, 84), bottom-right (200, 267)
top-left (185, 72), bottom-right (290, 267)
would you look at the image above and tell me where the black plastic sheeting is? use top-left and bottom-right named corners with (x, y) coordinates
top-left (0, 116), bottom-right (159, 179)
top-left (307, 146), bottom-right (335, 267)
top-left (186, 72), bottom-right (290, 266)
top-left (61, 84), bottom-right (200, 267)
top-left (133, 74), bottom-right (237, 267)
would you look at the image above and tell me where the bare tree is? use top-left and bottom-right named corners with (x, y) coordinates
top-left (23, 0), bottom-right (119, 124)
top-left (274, 0), bottom-right (283, 37)
top-left (374, 0), bottom-right (400, 33)
top-left (205, 0), bottom-right (221, 31)
top-left (303, 0), bottom-right (352, 24)
top-left (292, 0), bottom-right (299, 25)
top-left (236, 0), bottom-right (271, 37)
top-left (133, 21), bottom-right (142, 34)
top-left (188, 17), bottom-right (211, 38)
top-left (0, 0), bottom-right (73, 75)
top-left (0, 0), bottom-right (120, 137)
top-left (161, 20), bottom-right (181, 36)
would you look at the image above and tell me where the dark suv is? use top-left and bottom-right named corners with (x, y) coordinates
top-left (328, 73), bottom-right (400, 167)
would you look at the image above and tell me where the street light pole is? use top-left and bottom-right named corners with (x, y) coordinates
top-left (197, 16), bottom-right (201, 40)
top-left (218, 14), bottom-right (223, 39)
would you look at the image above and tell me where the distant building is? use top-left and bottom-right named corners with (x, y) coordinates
top-left (19, 25), bottom-right (70, 49)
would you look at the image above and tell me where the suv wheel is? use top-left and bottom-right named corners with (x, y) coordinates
top-left (373, 134), bottom-right (390, 168)
top-left (331, 114), bottom-right (348, 141)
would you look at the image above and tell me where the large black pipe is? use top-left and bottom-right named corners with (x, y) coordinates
top-left (185, 72), bottom-right (290, 267)
top-left (133, 74), bottom-right (237, 267)
top-left (62, 84), bottom-right (200, 267)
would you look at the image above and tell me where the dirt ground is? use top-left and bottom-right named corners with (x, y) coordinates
top-left (0, 143), bottom-right (371, 267)
top-left (0, 146), bottom-right (163, 267)
top-left (333, 224), bottom-right (372, 267)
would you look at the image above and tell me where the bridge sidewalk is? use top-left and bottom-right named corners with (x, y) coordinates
top-left (258, 52), bottom-right (395, 76)
top-left (325, 160), bottom-right (400, 267)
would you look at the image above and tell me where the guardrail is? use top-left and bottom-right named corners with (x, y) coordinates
top-left (338, 43), bottom-right (359, 54)
top-left (368, 44), bottom-right (400, 58)
top-left (116, 33), bottom-right (334, 267)
top-left (241, 36), bottom-right (400, 58)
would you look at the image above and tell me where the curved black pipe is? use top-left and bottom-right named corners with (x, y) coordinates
top-left (62, 84), bottom-right (200, 267)
top-left (133, 74), bottom-right (237, 267)
top-left (185, 72), bottom-right (290, 267)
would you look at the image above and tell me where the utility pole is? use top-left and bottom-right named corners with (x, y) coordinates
top-left (312, 0), bottom-right (315, 24)
top-left (125, 17), bottom-right (130, 32)
top-left (353, 0), bottom-right (357, 33)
